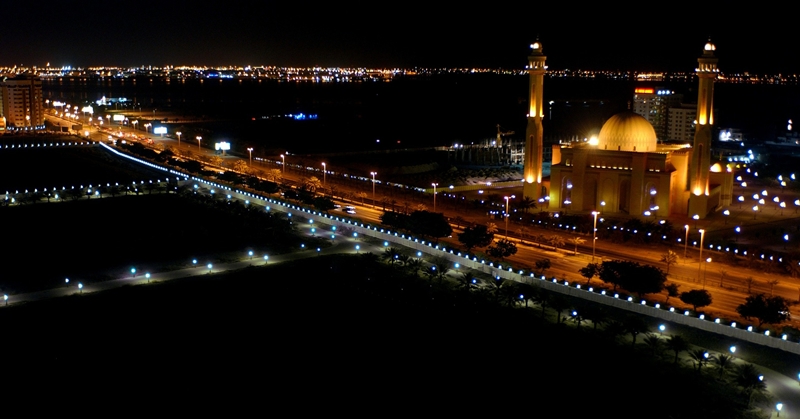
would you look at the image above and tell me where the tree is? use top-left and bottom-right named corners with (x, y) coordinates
top-left (550, 294), bottom-right (571, 324)
top-left (232, 159), bottom-right (249, 173)
top-left (569, 237), bottom-right (585, 255)
top-left (688, 348), bottom-right (709, 373)
top-left (487, 238), bottom-right (517, 260)
top-left (578, 263), bottom-right (599, 285)
top-left (744, 276), bottom-right (756, 294)
top-left (209, 155), bottom-right (223, 166)
top-left (679, 289), bottom-right (713, 311)
top-left (642, 333), bottom-right (662, 357)
top-left (410, 211), bottom-right (452, 241)
top-left (736, 293), bottom-right (791, 327)
top-left (665, 283), bottom-right (680, 303)
top-left (547, 235), bottom-right (565, 251)
top-left (597, 260), bottom-right (666, 297)
top-left (665, 335), bottom-right (689, 364)
top-left (458, 224), bottom-right (494, 252)
top-left (733, 363), bottom-right (767, 403)
top-left (302, 176), bottom-right (322, 193)
top-left (534, 258), bottom-right (551, 276)
top-left (313, 196), bottom-right (336, 213)
top-left (622, 315), bottom-right (649, 348)
top-left (660, 250), bottom-right (678, 274)
top-left (711, 353), bottom-right (734, 379)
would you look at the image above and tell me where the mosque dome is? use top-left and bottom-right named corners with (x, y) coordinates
top-left (597, 111), bottom-right (658, 152)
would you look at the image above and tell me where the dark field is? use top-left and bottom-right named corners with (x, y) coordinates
top-left (0, 139), bottom-right (170, 192)
top-left (0, 254), bottom-right (755, 417)
top-left (0, 193), bottom-right (321, 295)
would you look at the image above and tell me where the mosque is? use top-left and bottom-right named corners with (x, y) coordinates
top-left (521, 41), bottom-right (733, 219)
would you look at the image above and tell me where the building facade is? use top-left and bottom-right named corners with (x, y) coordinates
top-left (528, 41), bottom-right (732, 219)
top-left (0, 74), bottom-right (45, 132)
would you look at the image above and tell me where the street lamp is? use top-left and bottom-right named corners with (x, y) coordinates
top-left (132, 120), bottom-right (138, 130)
top-left (698, 229), bottom-right (706, 283)
top-left (280, 154), bottom-right (285, 173)
top-left (703, 257), bottom-right (711, 289)
top-left (370, 172), bottom-right (377, 207)
top-left (504, 195), bottom-right (515, 238)
top-left (592, 211), bottom-right (600, 262)
top-left (247, 147), bottom-right (253, 166)
top-left (177, 131), bottom-right (181, 147)
top-left (321, 162), bottom-right (326, 187)
top-left (196, 136), bottom-right (202, 152)
top-left (432, 182), bottom-right (438, 212)
top-left (684, 225), bottom-right (690, 260)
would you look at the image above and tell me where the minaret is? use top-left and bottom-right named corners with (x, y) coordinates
top-left (688, 40), bottom-right (718, 218)
top-left (523, 40), bottom-right (546, 200)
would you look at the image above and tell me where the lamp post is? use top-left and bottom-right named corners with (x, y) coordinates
top-left (322, 162), bottom-right (326, 187)
top-left (177, 131), bottom-right (181, 147)
top-left (196, 136), bottom-right (202, 152)
top-left (703, 257), bottom-right (711, 289)
top-left (370, 172), bottom-right (377, 208)
top-left (698, 229), bottom-right (706, 283)
top-left (504, 195), bottom-right (515, 238)
top-left (432, 183), bottom-right (438, 212)
top-left (592, 211), bottom-right (600, 262)
top-left (247, 147), bottom-right (253, 166)
top-left (280, 154), bottom-right (285, 173)
top-left (684, 225), bottom-right (690, 260)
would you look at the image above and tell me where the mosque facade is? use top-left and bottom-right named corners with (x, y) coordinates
top-left (522, 41), bottom-right (733, 219)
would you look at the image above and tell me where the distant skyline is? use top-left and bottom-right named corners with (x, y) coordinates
top-left (4, 4), bottom-right (795, 73)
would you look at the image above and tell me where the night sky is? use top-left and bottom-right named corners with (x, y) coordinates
top-left (4, 3), bottom-right (796, 73)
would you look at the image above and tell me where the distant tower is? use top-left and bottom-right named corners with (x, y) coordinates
top-left (688, 40), bottom-right (718, 218)
top-left (523, 40), bottom-right (546, 200)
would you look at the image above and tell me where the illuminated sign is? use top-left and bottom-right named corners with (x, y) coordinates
top-left (154, 127), bottom-right (167, 135)
top-left (215, 142), bottom-right (231, 151)
top-left (112, 114), bottom-right (126, 122)
top-left (634, 88), bottom-right (654, 94)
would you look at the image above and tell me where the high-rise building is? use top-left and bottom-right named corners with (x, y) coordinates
top-left (0, 74), bottom-right (44, 132)
top-left (666, 104), bottom-right (697, 143)
top-left (632, 87), bottom-right (683, 141)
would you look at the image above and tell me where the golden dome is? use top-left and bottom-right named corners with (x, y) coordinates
top-left (597, 111), bottom-right (657, 152)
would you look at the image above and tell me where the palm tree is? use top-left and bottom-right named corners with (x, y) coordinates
top-left (550, 294), bottom-right (571, 324)
top-left (548, 235), bottom-right (565, 251)
top-left (712, 353), bottom-right (734, 379)
top-left (688, 348), bottom-right (709, 373)
top-left (733, 363), bottom-right (767, 407)
top-left (382, 247), bottom-right (401, 265)
top-left (569, 237), bottom-right (586, 255)
top-left (404, 258), bottom-right (423, 278)
top-left (660, 250), bottom-right (678, 274)
top-left (516, 196), bottom-right (537, 213)
top-left (303, 176), bottom-right (322, 193)
top-left (485, 222), bottom-right (498, 235)
top-left (623, 315), bottom-right (649, 348)
top-left (642, 333), bottom-right (662, 357)
top-left (665, 335), bottom-right (689, 364)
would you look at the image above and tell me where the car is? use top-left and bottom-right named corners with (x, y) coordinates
top-left (345, 205), bottom-right (356, 214)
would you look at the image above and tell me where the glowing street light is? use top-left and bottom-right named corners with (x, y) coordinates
top-left (177, 131), bottom-right (181, 147)
top-left (592, 211), bottom-right (600, 262)
top-left (247, 147), bottom-right (253, 166)
top-left (3, 294), bottom-right (7, 306)
top-left (280, 154), bottom-right (285, 173)
top-left (504, 195), bottom-right (515, 238)
top-left (431, 183), bottom-right (438, 212)
top-left (370, 172), bottom-right (377, 207)
top-left (698, 229), bottom-right (706, 283)
top-left (684, 225), bottom-right (690, 260)
top-left (321, 162), bottom-right (326, 186)
top-left (196, 136), bottom-right (202, 152)
top-left (78, 283), bottom-right (83, 294)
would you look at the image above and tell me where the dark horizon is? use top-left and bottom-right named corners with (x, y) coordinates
top-left (3, 4), bottom-right (797, 73)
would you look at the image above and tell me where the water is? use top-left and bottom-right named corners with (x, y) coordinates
top-left (42, 74), bottom-right (800, 156)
